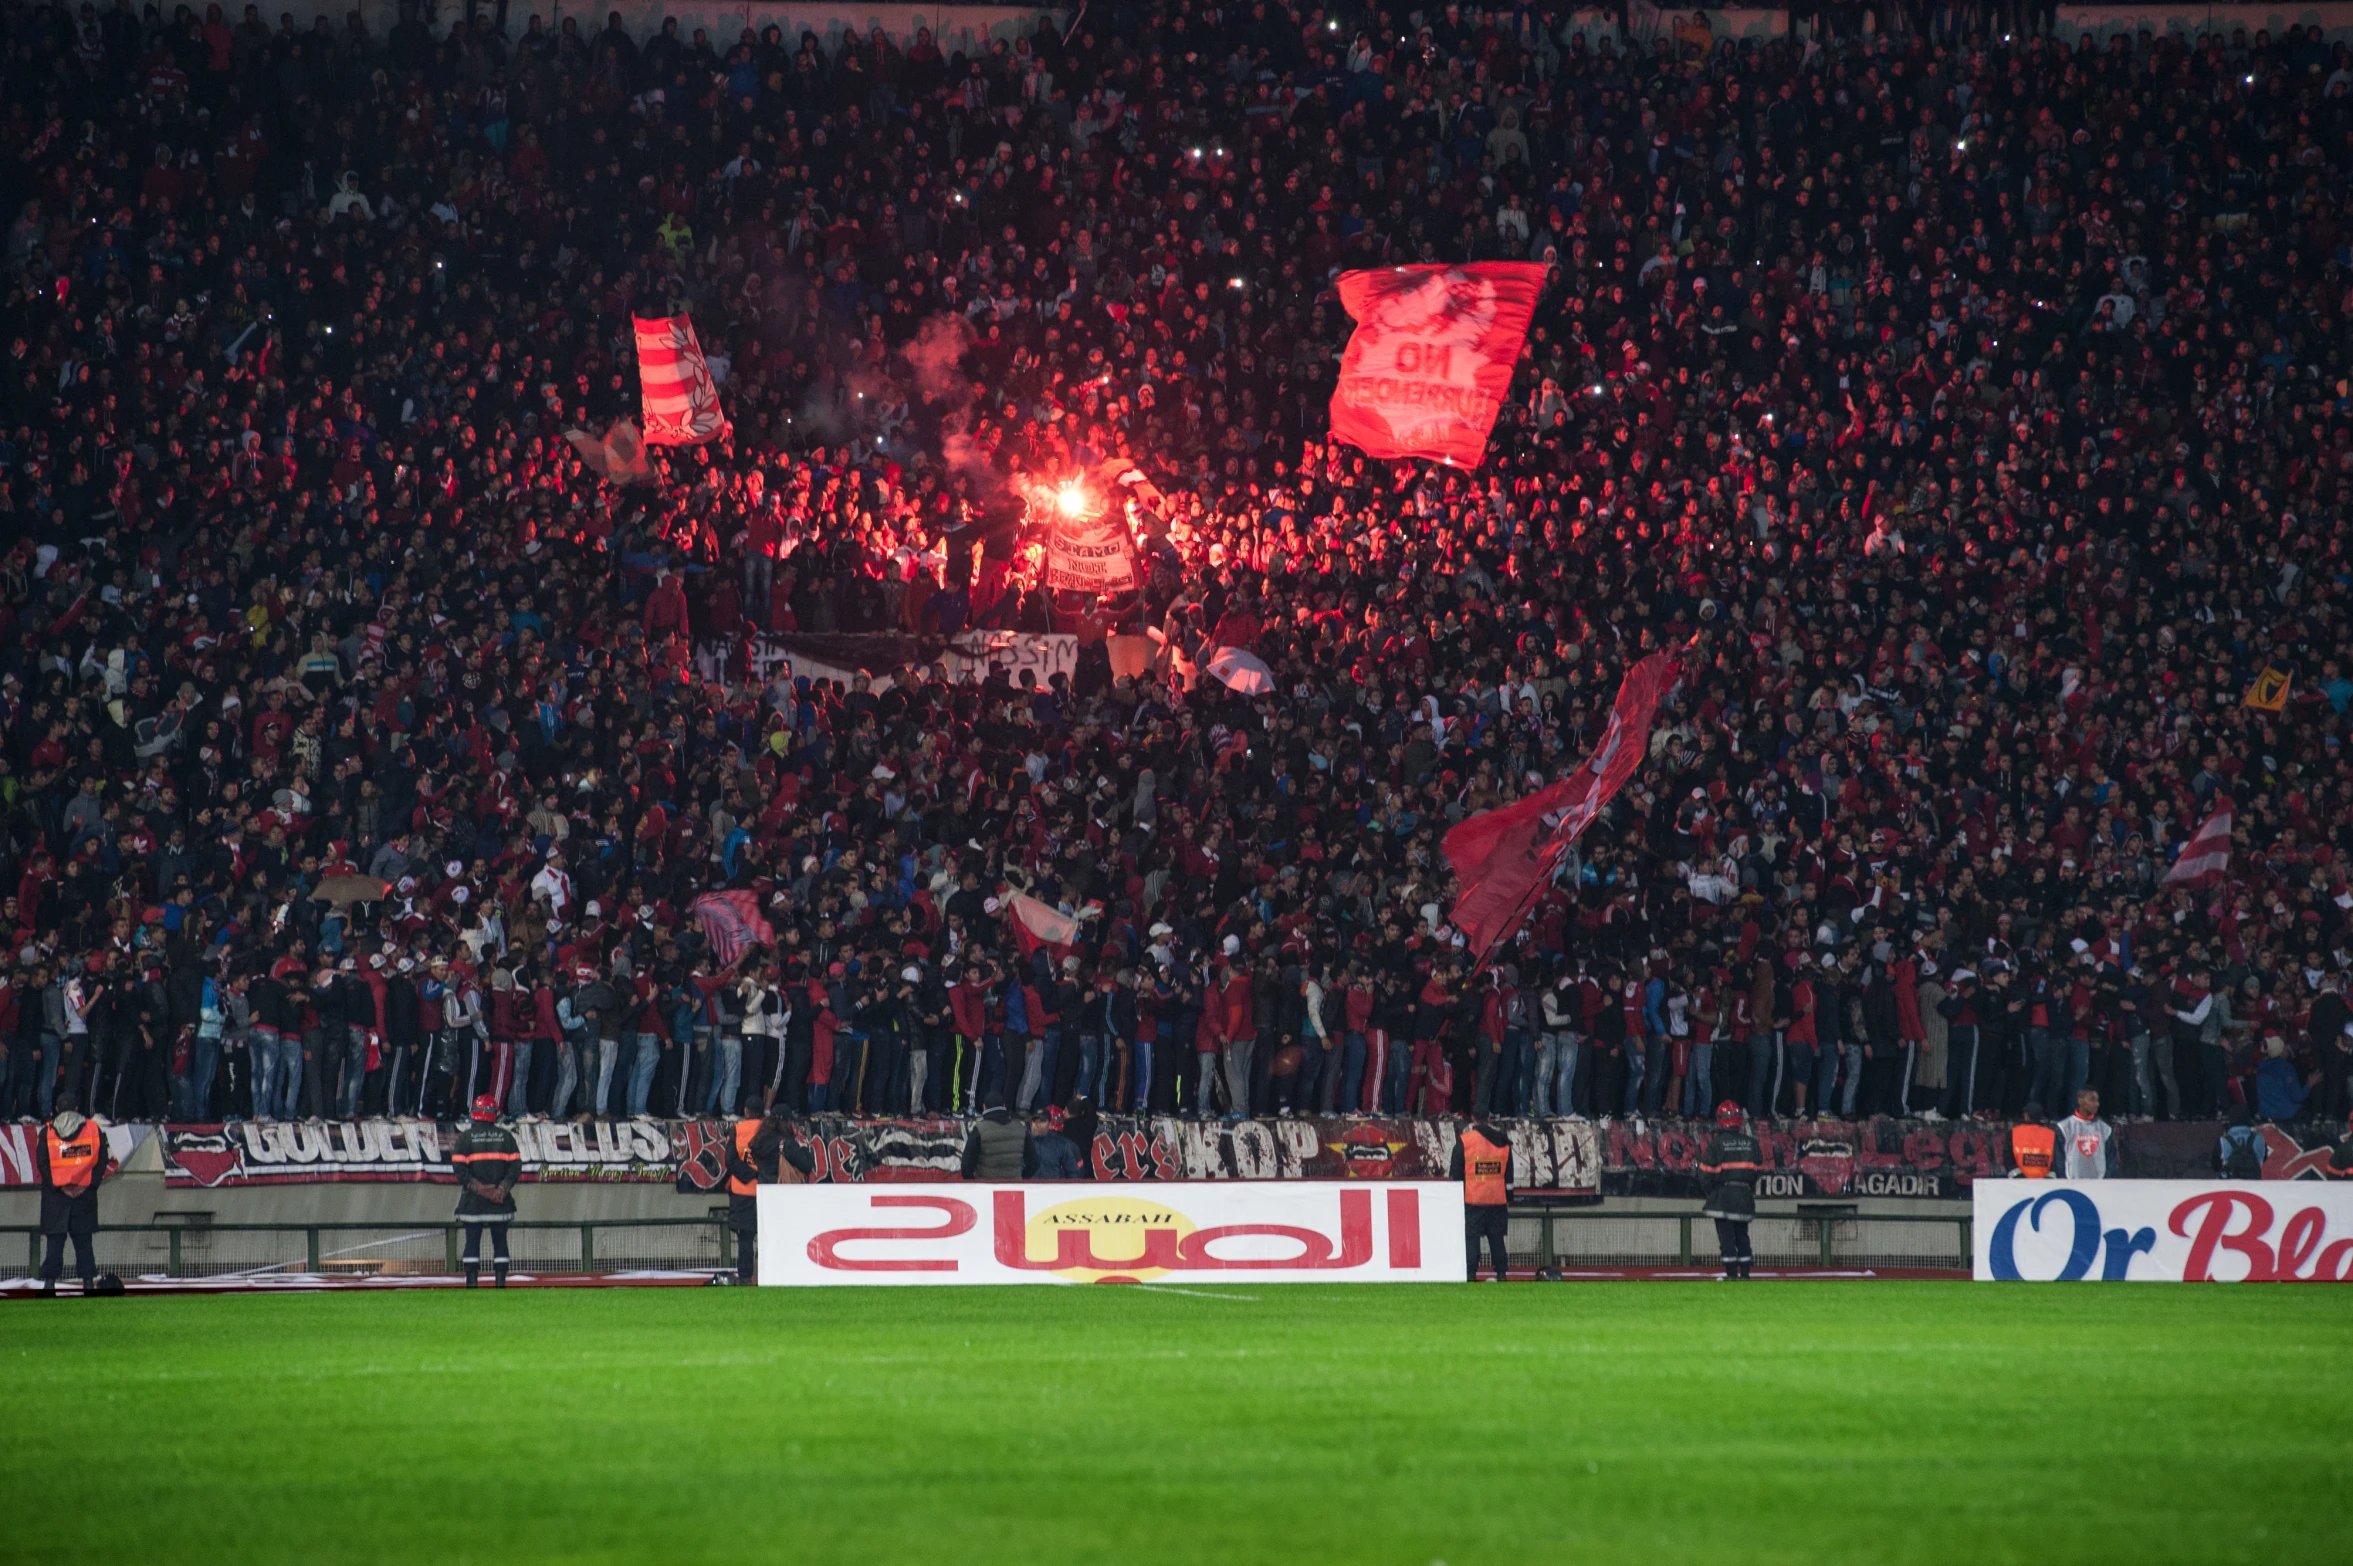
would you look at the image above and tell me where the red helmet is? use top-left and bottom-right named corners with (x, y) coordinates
top-left (1715, 1100), bottom-right (1744, 1129)
top-left (470, 1094), bottom-right (500, 1122)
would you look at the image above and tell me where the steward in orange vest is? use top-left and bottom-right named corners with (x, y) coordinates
top-left (2011, 1115), bottom-right (2057, 1179)
top-left (724, 1112), bottom-right (814, 1284)
top-left (1449, 1121), bottom-right (1513, 1282)
top-left (37, 1105), bottom-right (118, 1296)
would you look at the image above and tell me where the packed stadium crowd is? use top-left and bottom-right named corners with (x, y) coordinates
top-left (1, 0), bottom-right (2351, 1140)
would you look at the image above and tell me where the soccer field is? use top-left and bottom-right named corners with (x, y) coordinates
top-left (4, 1284), bottom-right (2346, 1565)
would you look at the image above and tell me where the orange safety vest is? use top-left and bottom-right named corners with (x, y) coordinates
top-left (46, 1121), bottom-right (104, 1198)
top-left (1461, 1128), bottom-right (1509, 1207)
top-left (729, 1118), bottom-right (761, 1197)
top-left (2011, 1124), bottom-right (2056, 1179)
top-left (730, 1118), bottom-right (804, 1195)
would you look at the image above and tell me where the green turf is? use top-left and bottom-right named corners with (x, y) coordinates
top-left (3, 1283), bottom-right (2348, 1564)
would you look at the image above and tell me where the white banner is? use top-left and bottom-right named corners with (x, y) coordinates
top-left (1974, 1180), bottom-right (2353, 1282)
top-left (758, 1180), bottom-right (1466, 1286)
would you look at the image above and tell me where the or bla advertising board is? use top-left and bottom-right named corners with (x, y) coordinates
top-left (1973, 1180), bottom-right (2353, 1282)
top-left (757, 1181), bottom-right (1467, 1286)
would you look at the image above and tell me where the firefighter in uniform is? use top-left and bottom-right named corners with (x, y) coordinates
top-left (1699, 1100), bottom-right (1761, 1280)
top-left (2010, 1105), bottom-right (2056, 1178)
top-left (452, 1094), bottom-right (521, 1288)
top-left (36, 1103), bottom-right (117, 1296)
top-left (1449, 1118), bottom-right (1512, 1281)
top-left (725, 1110), bottom-right (815, 1284)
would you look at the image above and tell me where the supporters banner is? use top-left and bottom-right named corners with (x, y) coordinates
top-left (1446, 651), bottom-right (1680, 965)
top-left (758, 1180), bottom-right (1466, 1285)
top-left (632, 313), bottom-right (729, 446)
top-left (0, 1122), bottom-right (152, 1188)
top-left (1974, 1180), bottom-right (2353, 1282)
top-left (1329, 262), bottom-right (1545, 467)
top-left (1042, 511), bottom-right (1140, 595)
top-left (160, 1117), bottom-right (686, 1187)
top-left (705, 630), bottom-right (1080, 692)
top-left (156, 1113), bottom-right (2287, 1195)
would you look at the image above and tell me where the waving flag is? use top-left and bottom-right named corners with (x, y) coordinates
top-left (633, 314), bottom-right (729, 446)
top-left (1005, 893), bottom-right (1079, 961)
top-left (1328, 262), bottom-right (1545, 467)
top-left (693, 890), bottom-right (773, 968)
top-left (1445, 650), bottom-right (1681, 966)
top-left (2162, 797), bottom-right (2234, 889)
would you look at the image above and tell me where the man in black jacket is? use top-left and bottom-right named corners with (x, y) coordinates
top-left (1699, 1100), bottom-right (1761, 1280)
top-left (381, 959), bottom-right (422, 1116)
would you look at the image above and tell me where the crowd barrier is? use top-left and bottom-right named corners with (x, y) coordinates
top-left (1, 1201), bottom-right (1976, 1280)
top-left (2, 1215), bottom-right (736, 1280)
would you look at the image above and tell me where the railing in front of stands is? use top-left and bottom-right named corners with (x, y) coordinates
top-left (4, 1204), bottom-right (1971, 1279)
top-left (5, 1214), bottom-right (738, 1279)
top-left (1506, 1205), bottom-right (1972, 1272)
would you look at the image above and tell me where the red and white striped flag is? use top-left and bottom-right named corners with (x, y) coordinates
top-left (2162, 796), bottom-right (2233, 889)
top-left (633, 314), bottom-right (729, 446)
top-left (693, 890), bottom-right (773, 968)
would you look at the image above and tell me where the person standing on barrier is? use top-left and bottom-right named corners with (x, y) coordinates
top-left (453, 1094), bottom-right (521, 1288)
top-left (725, 1110), bottom-right (814, 1284)
top-left (1699, 1100), bottom-right (1759, 1281)
top-left (36, 1100), bottom-right (116, 1297)
top-left (1449, 1117), bottom-right (1512, 1282)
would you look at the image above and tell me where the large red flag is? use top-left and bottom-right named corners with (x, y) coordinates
top-left (1445, 651), bottom-right (1682, 965)
top-left (1328, 262), bottom-right (1545, 467)
top-left (633, 313), bottom-right (729, 446)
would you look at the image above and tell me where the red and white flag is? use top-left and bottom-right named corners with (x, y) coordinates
top-left (693, 890), bottom-right (773, 968)
top-left (1328, 262), bottom-right (1545, 468)
top-left (1004, 893), bottom-right (1079, 960)
top-left (2162, 796), bottom-right (2234, 889)
top-left (1445, 650), bottom-right (1681, 965)
top-left (633, 314), bottom-right (729, 446)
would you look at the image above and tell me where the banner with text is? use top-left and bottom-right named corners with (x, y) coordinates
top-left (1974, 1180), bottom-right (2353, 1282)
top-left (151, 1115), bottom-right (2320, 1193)
top-left (759, 1180), bottom-right (1466, 1285)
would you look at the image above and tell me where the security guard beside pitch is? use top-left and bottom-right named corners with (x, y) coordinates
top-left (452, 1094), bottom-right (522, 1288)
top-left (1699, 1100), bottom-right (1760, 1280)
top-left (36, 1101), bottom-right (117, 1296)
top-left (725, 1110), bottom-right (816, 1284)
top-left (1449, 1118), bottom-right (1513, 1281)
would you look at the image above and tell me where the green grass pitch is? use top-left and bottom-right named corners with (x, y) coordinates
top-left (4, 1283), bottom-right (2348, 1564)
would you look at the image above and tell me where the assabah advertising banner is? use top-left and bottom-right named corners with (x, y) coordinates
top-left (758, 1181), bottom-right (1466, 1286)
top-left (1974, 1181), bottom-right (2353, 1282)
